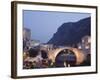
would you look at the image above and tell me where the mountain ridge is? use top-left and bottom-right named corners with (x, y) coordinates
top-left (47, 17), bottom-right (91, 46)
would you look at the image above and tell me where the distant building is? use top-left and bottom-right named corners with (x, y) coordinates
top-left (23, 28), bottom-right (31, 41)
top-left (78, 35), bottom-right (91, 55)
top-left (40, 44), bottom-right (54, 51)
top-left (23, 28), bottom-right (31, 51)
top-left (30, 40), bottom-right (40, 47)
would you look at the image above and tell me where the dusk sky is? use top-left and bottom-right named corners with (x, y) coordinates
top-left (23, 10), bottom-right (90, 43)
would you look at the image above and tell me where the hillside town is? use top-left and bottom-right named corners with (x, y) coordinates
top-left (23, 28), bottom-right (91, 69)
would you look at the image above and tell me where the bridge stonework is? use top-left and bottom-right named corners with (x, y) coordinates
top-left (48, 47), bottom-right (85, 65)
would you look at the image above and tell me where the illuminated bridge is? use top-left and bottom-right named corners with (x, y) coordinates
top-left (48, 47), bottom-right (85, 67)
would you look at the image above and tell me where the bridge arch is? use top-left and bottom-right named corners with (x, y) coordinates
top-left (48, 47), bottom-right (85, 65)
